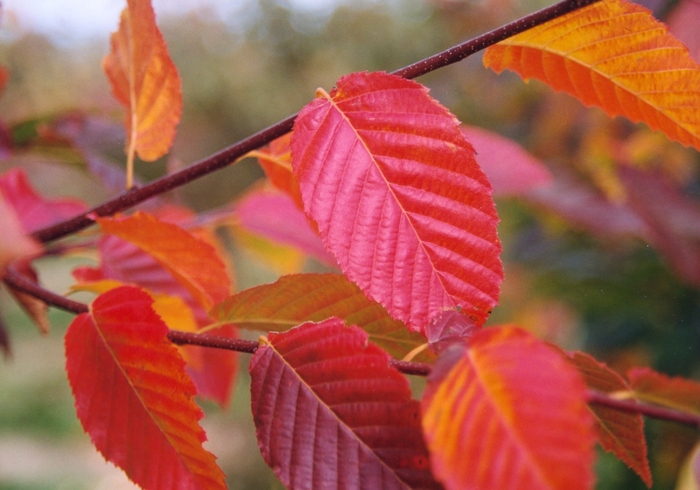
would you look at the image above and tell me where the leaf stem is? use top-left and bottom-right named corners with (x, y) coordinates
top-left (30, 0), bottom-right (601, 244)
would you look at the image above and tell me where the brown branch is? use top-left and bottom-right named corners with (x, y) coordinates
top-left (30, 0), bottom-right (601, 245)
top-left (5, 265), bottom-right (699, 429)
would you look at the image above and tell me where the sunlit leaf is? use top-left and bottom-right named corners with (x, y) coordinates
top-left (0, 168), bottom-right (87, 233)
top-left (484, 0), bottom-right (700, 150)
top-left (72, 229), bottom-right (237, 407)
top-left (422, 326), bottom-right (595, 490)
top-left (292, 71), bottom-right (503, 332)
top-left (628, 367), bottom-right (700, 415)
top-left (64, 286), bottom-right (225, 490)
top-left (103, 0), bottom-right (182, 187)
top-left (565, 349), bottom-right (651, 487)
top-left (249, 318), bottom-right (440, 489)
top-left (212, 273), bottom-right (433, 362)
top-left (460, 125), bottom-right (552, 197)
top-left (97, 211), bottom-right (230, 311)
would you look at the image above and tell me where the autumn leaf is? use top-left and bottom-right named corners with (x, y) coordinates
top-left (212, 273), bottom-right (433, 362)
top-left (628, 367), bottom-right (700, 415)
top-left (0, 66), bottom-right (8, 98)
top-left (252, 133), bottom-right (304, 209)
top-left (0, 168), bottom-right (87, 233)
top-left (460, 125), bottom-right (552, 197)
top-left (0, 196), bottom-right (41, 273)
top-left (64, 286), bottom-right (225, 490)
top-left (97, 212), bottom-right (230, 311)
top-left (73, 216), bottom-right (237, 407)
top-left (249, 318), bottom-right (440, 489)
top-left (564, 350), bottom-right (651, 487)
top-left (422, 326), bottom-right (596, 490)
top-left (484, 0), bottom-right (700, 151)
top-left (103, 0), bottom-right (182, 187)
top-left (233, 188), bottom-right (336, 267)
top-left (291, 71), bottom-right (503, 332)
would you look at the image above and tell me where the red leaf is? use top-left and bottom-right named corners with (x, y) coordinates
top-left (422, 326), bottom-right (595, 490)
top-left (234, 188), bottom-right (337, 267)
top-left (97, 212), bottom-right (231, 311)
top-left (628, 367), bottom-right (700, 415)
top-left (0, 168), bottom-right (87, 234)
top-left (64, 286), bottom-right (225, 490)
top-left (460, 125), bottom-right (552, 197)
top-left (667, 0), bottom-right (700, 63)
top-left (565, 350), bottom-right (651, 487)
top-left (291, 71), bottom-right (503, 332)
top-left (212, 273), bottom-right (432, 362)
top-left (103, 0), bottom-right (182, 162)
top-left (0, 66), bottom-right (8, 98)
top-left (424, 309), bottom-right (477, 355)
top-left (72, 233), bottom-right (237, 407)
top-left (0, 195), bottom-right (42, 272)
top-left (249, 318), bottom-right (440, 489)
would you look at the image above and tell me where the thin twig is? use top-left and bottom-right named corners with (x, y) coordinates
top-left (30, 0), bottom-right (601, 245)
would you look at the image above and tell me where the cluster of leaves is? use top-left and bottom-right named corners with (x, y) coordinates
top-left (3, 0), bottom-right (700, 488)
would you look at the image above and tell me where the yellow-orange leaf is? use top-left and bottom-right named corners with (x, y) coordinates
top-left (97, 212), bottom-right (231, 311)
top-left (103, 0), bottom-right (182, 162)
top-left (484, 0), bottom-right (700, 151)
top-left (422, 327), bottom-right (596, 490)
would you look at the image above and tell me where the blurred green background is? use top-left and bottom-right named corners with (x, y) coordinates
top-left (2, 0), bottom-right (700, 488)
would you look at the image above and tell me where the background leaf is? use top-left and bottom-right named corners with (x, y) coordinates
top-left (291, 71), bottom-right (502, 332)
top-left (460, 125), bottom-right (552, 197)
top-left (249, 318), bottom-right (440, 489)
top-left (422, 326), bottom-right (595, 490)
top-left (483, 0), bottom-right (700, 151)
top-left (103, 0), bottom-right (182, 162)
top-left (213, 273), bottom-right (432, 362)
top-left (64, 286), bottom-right (225, 490)
top-left (253, 133), bottom-right (304, 209)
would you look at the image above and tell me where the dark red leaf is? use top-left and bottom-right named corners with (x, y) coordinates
top-left (292, 71), bottom-right (503, 332)
top-left (249, 318), bottom-right (440, 489)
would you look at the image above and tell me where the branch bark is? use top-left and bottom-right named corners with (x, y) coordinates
top-left (30, 0), bottom-right (601, 244)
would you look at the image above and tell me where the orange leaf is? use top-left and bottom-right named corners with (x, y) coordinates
top-left (565, 350), bottom-right (651, 487)
top-left (64, 286), bottom-right (225, 490)
top-left (484, 0), bottom-right (700, 150)
top-left (422, 326), bottom-right (596, 490)
top-left (212, 273), bottom-right (433, 362)
top-left (254, 133), bottom-right (304, 209)
top-left (97, 212), bottom-right (231, 311)
top-left (103, 0), bottom-right (182, 162)
top-left (628, 367), bottom-right (700, 415)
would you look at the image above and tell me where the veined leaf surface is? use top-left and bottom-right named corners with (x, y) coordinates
top-left (254, 133), bottom-right (304, 209)
top-left (422, 327), bottom-right (595, 490)
top-left (64, 286), bottom-right (225, 490)
top-left (628, 367), bottom-right (700, 414)
top-left (484, 0), bottom-right (700, 151)
top-left (249, 318), bottom-right (440, 489)
top-left (565, 350), bottom-right (651, 487)
top-left (291, 71), bottom-right (502, 332)
top-left (212, 273), bottom-right (432, 361)
top-left (103, 0), bottom-right (182, 163)
top-left (97, 212), bottom-right (230, 311)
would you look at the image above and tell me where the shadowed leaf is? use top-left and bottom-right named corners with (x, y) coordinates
top-left (254, 133), bottom-right (304, 209)
top-left (213, 273), bottom-right (432, 362)
top-left (64, 286), bottom-right (225, 490)
top-left (292, 71), bottom-right (502, 332)
top-left (249, 318), bottom-right (440, 489)
top-left (484, 0), bottom-right (700, 151)
top-left (628, 367), bottom-right (700, 415)
top-left (422, 326), bottom-right (595, 490)
top-left (565, 350), bottom-right (651, 487)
